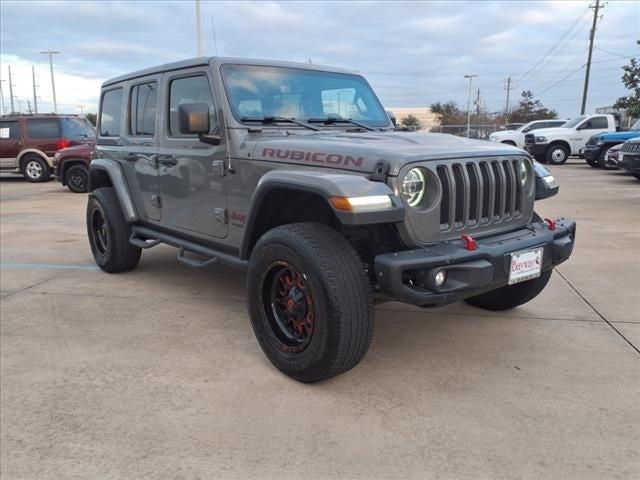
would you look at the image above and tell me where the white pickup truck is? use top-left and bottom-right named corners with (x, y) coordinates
top-left (489, 119), bottom-right (567, 148)
top-left (523, 114), bottom-right (618, 164)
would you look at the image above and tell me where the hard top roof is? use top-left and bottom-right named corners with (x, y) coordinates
top-left (102, 56), bottom-right (359, 88)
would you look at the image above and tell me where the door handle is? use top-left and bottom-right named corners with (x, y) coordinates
top-left (158, 155), bottom-right (178, 167)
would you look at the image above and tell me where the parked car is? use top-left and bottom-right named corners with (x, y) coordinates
top-left (53, 143), bottom-right (95, 192)
top-left (604, 143), bottom-right (623, 168)
top-left (0, 114), bottom-right (95, 182)
top-left (582, 119), bottom-right (640, 168)
top-left (524, 114), bottom-right (618, 164)
top-left (489, 119), bottom-right (567, 148)
top-left (87, 56), bottom-right (575, 383)
top-left (617, 137), bottom-right (640, 180)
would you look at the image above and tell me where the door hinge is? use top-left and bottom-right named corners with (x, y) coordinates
top-left (213, 207), bottom-right (227, 224)
top-left (212, 160), bottom-right (226, 177)
top-left (150, 195), bottom-right (162, 208)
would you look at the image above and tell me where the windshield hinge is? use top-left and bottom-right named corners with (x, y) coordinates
top-left (369, 160), bottom-right (390, 182)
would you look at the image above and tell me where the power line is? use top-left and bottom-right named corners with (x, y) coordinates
top-left (518, 16), bottom-right (592, 86)
top-left (515, 6), bottom-right (590, 85)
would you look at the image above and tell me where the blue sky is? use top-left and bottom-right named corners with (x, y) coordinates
top-left (0, 0), bottom-right (638, 117)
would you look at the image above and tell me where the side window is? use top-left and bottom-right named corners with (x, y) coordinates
top-left (0, 121), bottom-right (20, 139)
top-left (130, 82), bottom-right (158, 136)
top-left (61, 117), bottom-right (96, 139)
top-left (100, 88), bottom-right (123, 137)
top-left (590, 116), bottom-right (609, 129)
top-left (26, 118), bottom-right (61, 138)
top-left (168, 75), bottom-right (217, 137)
top-left (527, 123), bottom-right (544, 132)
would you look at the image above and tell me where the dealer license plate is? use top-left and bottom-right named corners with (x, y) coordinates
top-left (508, 247), bottom-right (543, 285)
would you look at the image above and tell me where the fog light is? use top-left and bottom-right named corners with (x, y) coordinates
top-left (434, 269), bottom-right (447, 287)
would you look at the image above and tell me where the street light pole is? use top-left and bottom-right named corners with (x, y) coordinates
top-left (40, 50), bottom-right (60, 112)
top-left (195, 0), bottom-right (202, 56)
top-left (464, 74), bottom-right (478, 138)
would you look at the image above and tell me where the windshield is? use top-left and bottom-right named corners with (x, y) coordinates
top-left (220, 64), bottom-right (390, 128)
top-left (563, 116), bottom-right (587, 128)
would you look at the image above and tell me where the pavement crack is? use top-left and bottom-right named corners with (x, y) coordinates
top-left (556, 269), bottom-right (639, 355)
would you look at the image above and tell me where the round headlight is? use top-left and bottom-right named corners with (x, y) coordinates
top-left (401, 168), bottom-right (426, 207)
top-left (519, 160), bottom-right (528, 186)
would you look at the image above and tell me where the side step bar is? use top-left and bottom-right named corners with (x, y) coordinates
top-left (130, 225), bottom-right (248, 271)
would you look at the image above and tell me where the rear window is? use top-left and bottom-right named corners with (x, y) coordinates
top-left (61, 117), bottom-right (96, 139)
top-left (26, 118), bottom-right (61, 138)
top-left (0, 121), bottom-right (21, 139)
top-left (129, 81), bottom-right (158, 136)
top-left (100, 88), bottom-right (123, 137)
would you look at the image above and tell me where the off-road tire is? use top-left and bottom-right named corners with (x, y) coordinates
top-left (21, 154), bottom-right (51, 182)
top-left (65, 164), bottom-right (89, 193)
top-left (465, 270), bottom-right (552, 311)
top-left (86, 187), bottom-right (141, 273)
top-left (247, 223), bottom-right (374, 383)
top-left (546, 144), bottom-right (569, 165)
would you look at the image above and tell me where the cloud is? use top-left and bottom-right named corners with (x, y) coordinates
top-left (0, 0), bottom-right (637, 117)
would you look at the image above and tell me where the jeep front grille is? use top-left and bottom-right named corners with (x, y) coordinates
top-left (437, 159), bottom-right (523, 231)
top-left (621, 142), bottom-right (640, 153)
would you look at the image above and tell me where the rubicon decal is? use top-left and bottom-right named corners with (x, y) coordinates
top-left (262, 148), bottom-right (364, 167)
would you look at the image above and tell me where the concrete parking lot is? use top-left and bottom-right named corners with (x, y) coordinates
top-left (1, 160), bottom-right (638, 479)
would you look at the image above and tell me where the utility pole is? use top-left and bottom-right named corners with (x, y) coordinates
top-left (504, 76), bottom-right (512, 119)
top-left (0, 79), bottom-right (5, 114)
top-left (78, 104), bottom-right (85, 114)
top-left (27, 99), bottom-right (32, 114)
top-left (475, 88), bottom-right (481, 117)
top-left (32, 66), bottom-right (38, 114)
top-left (8, 66), bottom-right (15, 114)
top-left (464, 74), bottom-right (478, 138)
top-left (40, 50), bottom-right (60, 112)
top-left (195, 0), bottom-right (202, 56)
top-left (210, 15), bottom-right (218, 56)
top-left (581, 0), bottom-right (602, 115)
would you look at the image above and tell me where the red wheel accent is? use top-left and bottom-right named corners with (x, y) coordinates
top-left (263, 261), bottom-right (315, 352)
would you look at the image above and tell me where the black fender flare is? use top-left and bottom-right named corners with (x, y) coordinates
top-left (239, 170), bottom-right (405, 259)
top-left (88, 159), bottom-right (139, 222)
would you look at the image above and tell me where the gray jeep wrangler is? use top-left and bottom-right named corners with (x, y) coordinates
top-left (87, 57), bottom-right (576, 383)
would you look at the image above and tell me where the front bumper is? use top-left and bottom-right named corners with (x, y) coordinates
top-left (374, 218), bottom-right (576, 306)
top-left (582, 145), bottom-right (602, 161)
top-left (524, 143), bottom-right (548, 158)
top-left (618, 153), bottom-right (640, 174)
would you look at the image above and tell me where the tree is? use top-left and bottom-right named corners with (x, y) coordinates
top-left (85, 113), bottom-right (97, 126)
top-left (508, 90), bottom-right (558, 123)
top-left (613, 40), bottom-right (640, 118)
top-left (400, 114), bottom-right (422, 130)
top-left (429, 101), bottom-right (466, 125)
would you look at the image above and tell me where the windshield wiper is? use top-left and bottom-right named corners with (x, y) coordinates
top-left (240, 116), bottom-right (320, 131)
top-left (307, 117), bottom-right (376, 132)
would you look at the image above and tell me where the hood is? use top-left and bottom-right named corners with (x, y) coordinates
top-left (594, 130), bottom-right (640, 142)
top-left (490, 130), bottom-right (518, 138)
top-left (527, 127), bottom-right (574, 137)
top-left (61, 143), bottom-right (94, 154)
top-left (249, 131), bottom-right (525, 176)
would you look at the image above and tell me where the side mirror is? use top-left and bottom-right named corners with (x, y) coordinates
top-left (178, 103), bottom-right (221, 145)
top-left (533, 161), bottom-right (559, 200)
top-left (386, 110), bottom-right (397, 127)
top-left (179, 103), bottom-right (210, 134)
